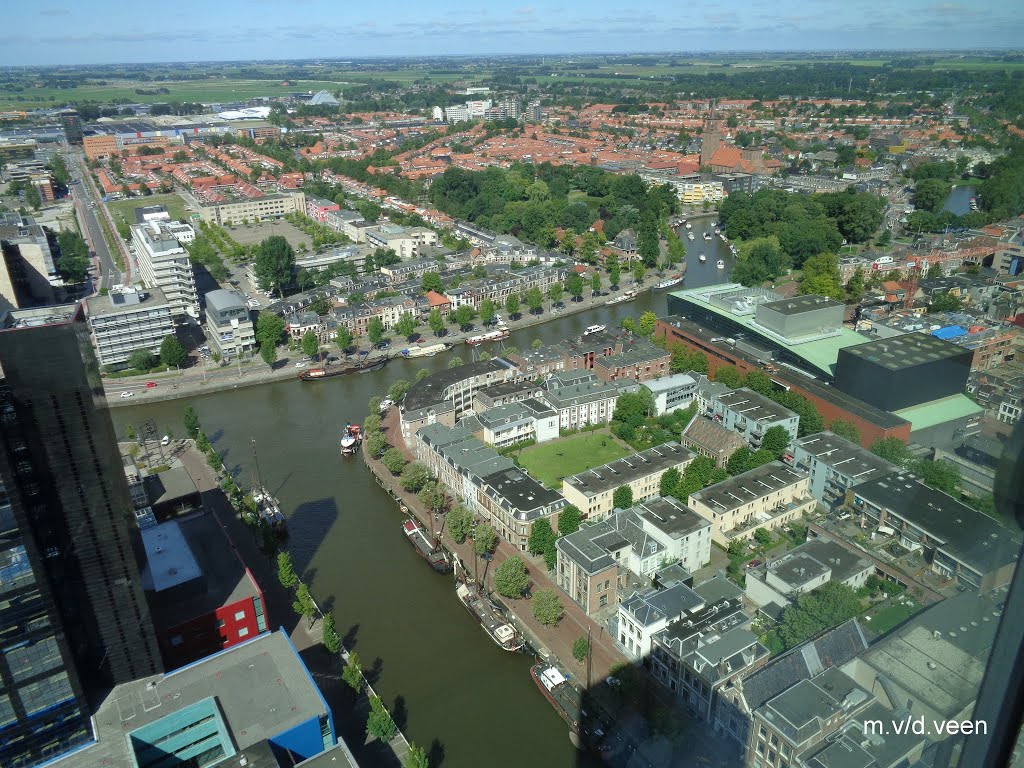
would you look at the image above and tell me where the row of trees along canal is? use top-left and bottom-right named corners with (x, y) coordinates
top-left (182, 405), bottom-right (433, 768)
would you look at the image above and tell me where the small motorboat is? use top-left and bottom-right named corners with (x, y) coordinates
top-left (716, 259), bottom-right (726, 269)
top-left (698, 253), bottom-right (706, 263)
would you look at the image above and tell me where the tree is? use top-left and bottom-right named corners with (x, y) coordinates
top-left (447, 356), bottom-right (464, 368)
top-left (381, 447), bottom-right (407, 475)
top-left (660, 467), bottom-right (682, 497)
top-left (799, 253), bottom-right (845, 302)
top-left (301, 330), bottom-right (320, 359)
top-left (829, 419), bottom-right (861, 444)
top-left (253, 235), bottom-right (295, 291)
top-left (428, 308), bottom-right (445, 336)
top-left (637, 311), bottom-right (658, 337)
top-left (870, 437), bottom-right (914, 467)
top-left (913, 178), bottom-right (950, 213)
top-left (573, 636), bottom-right (590, 663)
top-left (453, 304), bottom-right (476, 329)
top-left (183, 406), bottom-right (200, 439)
top-left (418, 481), bottom-right (447, 513)
top-left (448, 505), bottom-right (474, 543)
top-left (591, 272), bottom-right (602, 295)
top-left (613, 485), bottom-right (634, 510)
top-left (255, 311), bottom-right (286, 363)
top-left (406, 744), bottom-right (429, 768)
top-left (394, 312), bottom-right (417, 338)
top-left (366, 694), bottom-right (396, 742)
top-left (292, 583), bottom-right (317, 628)
top-left (416, 368), bottom-right (430, 382)
top-left (129, 348), bottom-right (157, 371)
top-left (846, 266), bottom-right (866, 301)
top-left (24, 184), bottom-right (41, 211)
top-left (528, 518), bottom-right (555, 556)
top-left (566, 273), bottom-right (584, 301)
top-left (342, 652), bottom-right (364, 693)
top-left (727, 446), bottom-right (756, 476)
top-left (607, 254), bottom-right (621, 287)
top-left (558, 505), bottom-right (581, 536)
top-left (322, 613), bottom-right (341, 654)
top-left (753, 527), bottom-right (772, 547)
top-left (387, 379), bottom-right (410, 401)
top-left (493, 555), bottom-right (530, 597)
top-left (474, 523), bottom-right (498, 556)
top-left (531, 338), bottom-right (542, 350)
top-left (335, 326), bottom-right (353, 351)
top-left (913, 458), bottom-right (961, 496)
top-left (422, 271), bottom-right (444, 294)
top-left (547, 283), bottom-right (563, 305)
top-left (505, 294), bottom-right (520, 319)
top-left (400, 462), bottom-right (431, 493)
top-left (713, 365), bottom-right (743, 388)
top-left (777, 582), bottom-right (862, 650)
top-left (532, 588), bottom-right (565, 625)
top-left (525, 287), bottom-right (544, 314)
top-left (930, 292), bottom-right (964, 312)
top-left (365, 431), bottom-right (388, 457)
top-left (761, 426), bottom-right (791, 458)
top-left (367, 317), bottom-right (385, 345)
top-left (277, 551), bottom-right (299, 589)
top-left (479, 298), bottom-right (496, 326)
top-left (632, 261), bottom-right (646, 284)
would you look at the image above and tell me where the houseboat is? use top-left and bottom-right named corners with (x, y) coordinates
top-left (466, 328), bottom-right (510, 346)
top-left (340, 423), bottom-right (361, 456)
top-left (402, 519), bottom-right (452, 573)
top-left (655, 274), bottom-right (685, 289)
top-left (583, 324), bottom-right (606, 336)
top-left (605, 290), bottom-right (637, 306)
top-left (531, 664), bottom-right (583, 733)
top-left (456, 582), bottom-right (526, 651)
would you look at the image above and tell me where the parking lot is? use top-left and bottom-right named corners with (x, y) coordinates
top-left (222, 219), bottom-right (308, 250)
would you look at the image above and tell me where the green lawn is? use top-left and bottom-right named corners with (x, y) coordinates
top-left (517, 431), bottom-right (631, 489)
top-left (107, 193), bottom-right (190, 230)
top-left (862, 596), bottom-right (921, 635)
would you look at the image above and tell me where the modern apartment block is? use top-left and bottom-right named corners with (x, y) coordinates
top-left (697, 383), bottom-right (799, 450)
top-left (785, 431), bottom-right (896, 509)
top-left (85, 285), bottom-right (174, 369)
top-left (204, 289), bottom-right (256, 360)
top-left (688, 461), bottom-right (815, 546)
top-left (0, 306), bottom-right (162, 767)
top-left (197, 191), bottom-right (307, 226)
top-left (131, 221), bottom-right (199, 319)
top-left (542, 371), bottom-right (640, 431)
top-left (561, 443), bottom-right (694, 520)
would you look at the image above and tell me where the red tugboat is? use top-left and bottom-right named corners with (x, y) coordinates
top-left (402, 519), bottom-right (452, 573)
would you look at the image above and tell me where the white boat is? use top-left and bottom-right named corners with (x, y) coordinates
top-left (716, 259), bottom-right (726, 269)
top-left (251, 486), bottom-right (287, 533)
top-left (655, 274), bottom-right (684, 289)
top-left (685, 222), bottom-right (692, 229)
top-left (698, 253), bottom-right (706, 263)
top-left (378, 398), bottom-right (394, 413)
top-left (401, 342), bottom-right (450, 358)
top-left (339, 423), bottom-right (362, 456)
top-left (605, 290), bottom-right (637, 306)
top-left (715, 228), bottom-right (721, 235)
top-left (703, 232), bottom-right (712, 241)
top-left (687, 232), bottom-right (695, 241)
top-left (583, 324), bottom-right (606, 336)
top-left (466, 328), bottom-right (509, 346)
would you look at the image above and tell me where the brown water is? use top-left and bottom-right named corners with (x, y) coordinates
top-left (112, 253), bottom-right (734, 768)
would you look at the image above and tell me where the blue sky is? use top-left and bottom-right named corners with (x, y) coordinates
top-left (6, 0), bottom-right (1022, 66)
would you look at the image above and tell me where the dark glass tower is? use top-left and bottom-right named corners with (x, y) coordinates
top-left (0, 306), bottom-right (161, 767)
top-left (58, 110), bottom-right (82, 146)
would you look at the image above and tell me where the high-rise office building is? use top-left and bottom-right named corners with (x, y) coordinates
top-left (0, 305), bottom-right (161, 767)
top-left (59, 110), bottom-right (82, 146)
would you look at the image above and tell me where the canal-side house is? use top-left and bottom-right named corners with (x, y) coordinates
top-left (541, 372), bottom-right (640, 431)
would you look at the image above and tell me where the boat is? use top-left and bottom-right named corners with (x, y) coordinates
top-left (457, 582), bottom-right (526, 651)
top-left (400, 342), bottom-right (451, 358)
top-left (378, 398), bottom-right (394, 413)
top-left (716, 259), bottom-right (726, 269)
top-left (715, 228), bottom-right (721, 235)
top-left (299, 363), bottom-right (355, 380)
top-left (466, 328), bottom-right (510, 346)
top-left (687, 231), bottom-right (695, 241)
top-left (655, 274), bottom-right (684, 289)
top-left (340, 423), bottom-right (361, 456)
top-left (402, 519), bottom-right (452, 573)
top-left (685, 222), bottom-right (692, 229)
top-left (703, 232), bottom-right (712, 241)
top-left (356, 355), bottom-right (389, 374)
top-left (251, 486), bottom-right (287, 534)
top-left (605, 289), bottom-right (637, 306)
top-left (531, 663), bottom-right (583, 732)
top-left (583, 324), bottom-right (606, 336)
top-left (698, 253), bottom-right (706, 263)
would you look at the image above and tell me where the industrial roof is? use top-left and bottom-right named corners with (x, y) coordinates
top-left (761, 294), bottom-right (845, 316)
top-left (666, 285), bottom-right (868, 375)
top-left (892, 394), bottom-right (983, 432)
top-left (840, 333), bottom-right (969, 371)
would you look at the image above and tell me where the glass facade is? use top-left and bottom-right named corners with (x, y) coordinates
top-left (0, 308), bottom-right (162, 766)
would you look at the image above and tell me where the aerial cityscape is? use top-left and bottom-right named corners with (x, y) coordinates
top-left (1, 5), bottom-right (1023, 768)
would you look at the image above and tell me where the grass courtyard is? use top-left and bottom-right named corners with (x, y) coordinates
top-left (861, 594), bottom-right (922, 635)
top-left (517, 430), bottom-right (631, 490)
top-left (107, 193), bottom-right (191, 232)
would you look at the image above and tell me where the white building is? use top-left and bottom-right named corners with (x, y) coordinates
top-left (745, 538), bottom-right (873, 612)
top-left (645, 373), bottom-right (698, 416)
top-left (618, 582), bottom-right (707, 659)
top-left (131, 221), bottom-right (199, 319)
top-left (85, 285), bottom-right (175, 369)
top-left (204, 289), bottom-right (255, 360)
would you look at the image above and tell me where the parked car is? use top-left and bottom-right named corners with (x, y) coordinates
top-left (145, 381), bottom-right (157, 389)
top-left (294, 361), bottom-right (306, 368)
top-left (120, 391), bottom-right (134, 399)
top-left (160, 435), bottom-right (170, 446)
top-left (746, 559), bottom-right (763, 569)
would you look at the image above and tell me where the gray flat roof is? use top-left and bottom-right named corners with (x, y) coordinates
top-left (644, 373), bottom-right (696, 394)
top-left (564, 443), bottom-right (693, 497)
top-left (622, 582), bottom-right (705, 628)
top-left (481, 467), bottom-right (565, 519)
top-left (403, 358), bottom-right (512, 413)
top-left (144, 465), bottom-right (200, 506)
top-left (854, 472), bottom-right (1019, 574)
top-left (793, 431), bottom-right (896, 483)
top-left (63, 631), bottom-right (329, 768)
top-left (840, 333), bottom-right (969, 370)
top-left (690, 461), bottom-right (807, 515)
top-left (769, 551), bottom-right (832, 589)
top-left (86, 285), bottom-right (169, 316)
top-left (205, 288), bottom-right (248, 314)
top-left (761, 294), bottom-right (844, 316)
top-left (717, 387), bottom-right (797, 424)
top-left (636, 496), bottom-right (710, 539)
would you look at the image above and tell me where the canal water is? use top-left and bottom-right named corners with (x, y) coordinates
top-left (113, 232), bottom-right (733, 768)
top-left (943, 185), bottom-right (977, 216)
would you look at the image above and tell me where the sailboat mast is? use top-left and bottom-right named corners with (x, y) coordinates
top-left (251, 437), bottom-right (263, 489)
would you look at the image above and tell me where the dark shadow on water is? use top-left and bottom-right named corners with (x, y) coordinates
top-left (288, 496), bottom-right (340, 577)
top-left (343, 623), bottom-right (360, 650)
top-left (391, 694), bottom-right (407, 730)
top-left (208, 427), bottom-right (225, 445)
top-left (427, 738), bottom-right (445, 768)
top-left (365, 656), bottom-right (384, 687)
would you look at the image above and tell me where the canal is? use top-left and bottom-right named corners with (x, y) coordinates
top-left (112, 227), bottom-right (734, 768)
top-left (943, 184), bottom-right (977, 216)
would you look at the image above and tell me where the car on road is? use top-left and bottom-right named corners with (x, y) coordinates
top-left (375, 341), bottom-right (390, 350)
top-left (247, 299), bottom-right (260, 309)
top-left (161, 435), bottom-right (171, 446)
top-left (294, 361), bottom-right (306, 368)
top-left (119, 391), bottom-right (135, 399)
top-left (145, 381), bottom-right (157, 389)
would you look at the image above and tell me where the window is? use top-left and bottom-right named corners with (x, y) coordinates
top-left (234, 610), bottom-right (246, 621)
top-left (237, 627), bottom-right (249, 638)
